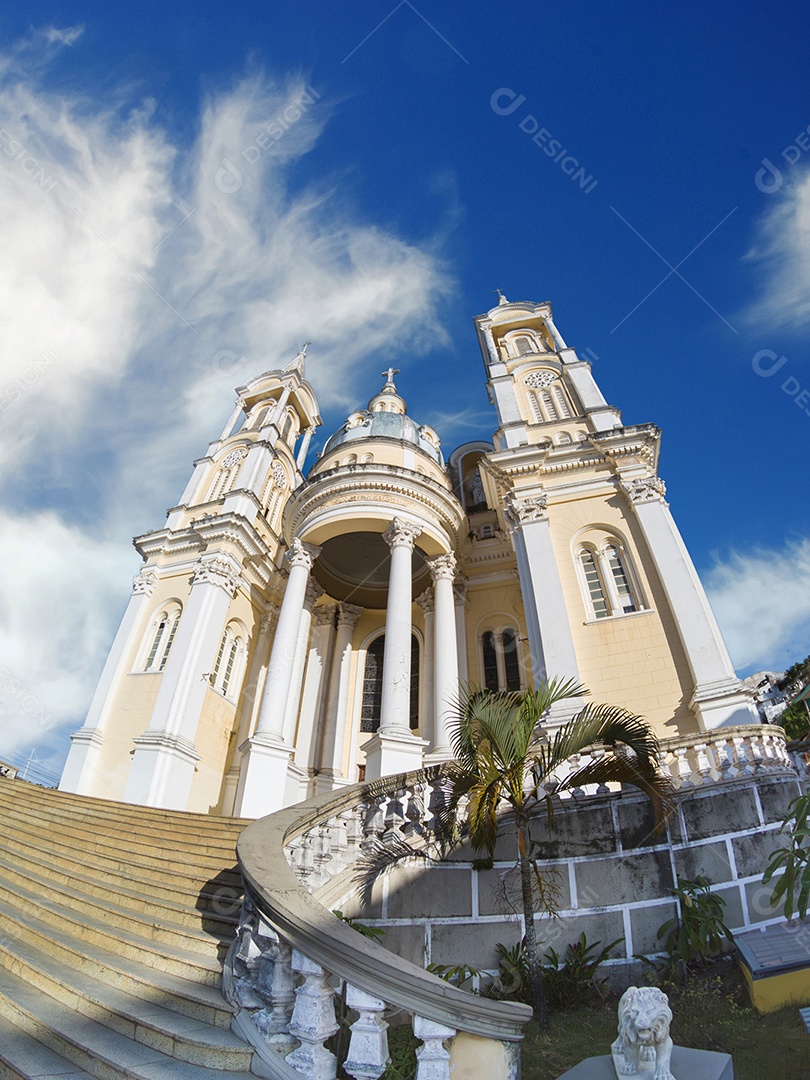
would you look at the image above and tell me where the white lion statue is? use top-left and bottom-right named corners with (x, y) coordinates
top-left (611, 986), bottom-right (674, 1080)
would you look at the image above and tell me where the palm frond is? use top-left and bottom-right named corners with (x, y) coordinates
top-left (558, 752), bottom-right (676, 831)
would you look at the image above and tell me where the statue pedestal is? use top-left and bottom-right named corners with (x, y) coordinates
top-left (557, 1045), bottom-right (733, 1080)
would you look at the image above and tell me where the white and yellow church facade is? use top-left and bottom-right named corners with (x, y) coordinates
top-left (59, 296), bottom-right (758, 817)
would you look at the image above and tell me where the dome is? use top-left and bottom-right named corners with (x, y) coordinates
top-left (320, 371), bottom-right (444, 465)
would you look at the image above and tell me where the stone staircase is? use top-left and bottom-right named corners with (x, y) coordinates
top-left (0, 776), bottom-right (257, 1080)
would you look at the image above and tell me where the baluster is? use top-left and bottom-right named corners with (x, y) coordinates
top-left (310, 825), bottom-right (333, 888)
top-left (715, 738), bottom-right (734, 783)
top-left (362, 800), bottom-right (386, 852)
top-left (749, 735), bottom-right (765, 773)
top-left (673, 746), bottom-right (693, 788)
top-left (343, 985), bottom-right (390, 1080)
top-left (383, 787), bottom-right (407, 845)
top-left (413, 1015), bottom-right (456, 1080)
top-left (287, 951), bottom-right (339, 1079)
top-left (657, 751), bottom-right (674, 783)
top-left (327, 815), bottom-right (348, 875)
top-left (591, 747), bottom-right (610, 794)
top-left (254, 932), bottom-right (296, 1055)
top-left (343, 804), bottom-right (365, 866)
top-left (732, 736), bottom-right (752, 778)
top-left (568, 752), bottom-right (584, 797)
top-left (403, 783), bottom-right (427, 839)
top-left (694, 742), bottom-right (713, 785)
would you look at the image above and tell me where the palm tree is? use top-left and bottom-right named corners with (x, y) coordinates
top-left (443, 677), bottom-right (675, 1027)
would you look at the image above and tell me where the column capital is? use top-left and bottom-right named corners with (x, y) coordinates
top-left (190, 555), bottom-right (244, 597)
top-left (504, 492), bottom-right (548, 530)
top-left (452, 580), bottom-right (469, 607)
top-left (382, 517), bottom-right (422, 551)
top-left (286, 537), bottom-right (321, 571)
top-left (304, 577), bottom-right (325, 609)
top-left (132, 570), bottom-right (158, 596)
top-left (427, 552), bottom-right (456, 582)
top-left (622, 475), bottom-right (667, 504)
top-left (416, 589), bottom-right (434, 615)
top-left (337, 602), bottom-right (363, 628)
top-left (312, 603), bottom-right (338, 627)
top-left (259, 603), bottom-right (280, 634)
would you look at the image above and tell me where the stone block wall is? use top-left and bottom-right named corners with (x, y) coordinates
top-left (334, 774), bottom-right (800, 976)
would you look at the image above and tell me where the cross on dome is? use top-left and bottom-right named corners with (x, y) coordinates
top-left (381, 366), bottom-right (400, 386)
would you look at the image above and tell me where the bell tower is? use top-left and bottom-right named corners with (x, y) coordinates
top-left (60, 347), bottom-right (321, 810)
top-left (475, 295), bottom-right (757, 732)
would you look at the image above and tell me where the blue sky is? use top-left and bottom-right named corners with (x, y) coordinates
top-left (0, 1), bottom-right (809, 783)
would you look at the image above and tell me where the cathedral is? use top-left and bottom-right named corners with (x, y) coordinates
top-left (59, 295), bottom-right (759, 817)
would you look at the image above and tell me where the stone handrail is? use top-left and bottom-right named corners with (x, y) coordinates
top-left (227, 769), bottom-right (532, 1080)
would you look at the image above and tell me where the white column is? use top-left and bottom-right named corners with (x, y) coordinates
top-left (623, 477), bottom-right (759, 730)
top-left (426, 553), bottom-right (458, 761)
top-left (543, 312), bottom-right (567, 350)
top-left (219, 399), bottom-right (246, 440)
top-left (267, 382), bottom-right (293, 429)
top-left (282, 577), bottom-right (323, 747)
top-left (60, 570), bottom-right (159, 797)
top-left (453, 580), bottom-right (469, 685)
top-left (506, 493), bottom-right (583, 720)
top-left (363, 518), bottom-right (427, 779)
top-left (296, 604), bottom-right (337, 778)
top-left (296, 426), bottom-right (315, 470)
top-left (416, 590), bottom-right (435, 749)
top-left (234, 538), bottom-right (321, 817)
top-left (317, 602), bottom-right (363, 791)
top-left (124, 556), bottom-right (244, 810)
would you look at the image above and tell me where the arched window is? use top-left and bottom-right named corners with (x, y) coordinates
top-left (210, 622), bottom-right (247, 700)
top-left (208, 447), bottom-right (248, 501)
top-left (479, 523), bottom-right (495, 539)
top-left (576, 535), bottom-right (643, 620)
top-left (514, 335), bottom-right (534, 355)
top-left (141, 602), bottom-right (182, 672)
top-left (504, 329), bottom-right (545, 357)
top-left (280, 409), bottom-right (299, 445)
top-left (361, 634), bottom-right (420, 732)
top-left (480, 626), bottom-right (523, 691)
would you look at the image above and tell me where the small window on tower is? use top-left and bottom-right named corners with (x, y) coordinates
top-left (140, 602), bottom-right (182, 672)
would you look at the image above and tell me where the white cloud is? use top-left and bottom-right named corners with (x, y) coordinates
top-left (746, 167), bottom-right (810, 330)
top-left (43, 26), bottom-right (84, 47)
top-left (704, 538), bottom-right (810, 674)
top-left (0, 40), bottom-right (455, 775)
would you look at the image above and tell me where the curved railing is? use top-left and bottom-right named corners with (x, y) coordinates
top-left (224, 724), bottom-right (793, 1079)
top-left (225, 768), bottom-right (532, 1080)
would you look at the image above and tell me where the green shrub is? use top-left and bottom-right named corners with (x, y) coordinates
top-left (657, 875), bottom-right (732, 964)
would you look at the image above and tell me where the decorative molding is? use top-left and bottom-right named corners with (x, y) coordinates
top-left (382, 517), bottom-right (422, 551)
top-left (221, 447), bottom-right (248, 469)
top-left (337, 602), bottom-right (363, 628)
top-left (623, 476), bottom-right (667, 504)
top-left (132, 570), bottom-right (158, 597)
top-left (427, 552), bottom-right (456, 582)
top-left (415, 589), bottom-right (434, 615)
top-left (504, 493), bottom-right (549, 529)
top-left (304, 577), bottom-right (325, 609)
top-left (523, 370), bottom-right (556, 389)
top-left (272, 461), bottom-right (288, 489)
top-left (259, 605), bottom-right (281, 634)
top-left (452, 581), bottom-right (469, 606)
top-left (190, 556), bottom-right (245, 597)
top-left (313, 604), bottom-right (338, 627)
top-left (287, 537), bottom-right (321, 572)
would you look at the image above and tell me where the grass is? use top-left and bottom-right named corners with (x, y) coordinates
top-left (522, 957), bottom-right (810, 1080)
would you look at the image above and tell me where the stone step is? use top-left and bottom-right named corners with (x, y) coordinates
top-left (0, 830), bottom-right (242, 915)
top-left (0, 896), bottom-right (233, 1029)
top-left (0, 778), bottom-right (250, 835)
top-left (0, 967), bottom-right (255, 1080)
top-left (0, 879), bottom-right (223, 986)
top-left (0, 841), bottom-right (240, 934)
top-left (2, 812), bottom-right (242, 892)
top-left (0, 798), bottom-right (242, 863)
top-left (0, 936), bottom-right (252, 1071)
top-left (0, 858), bottom-right (232, 960)
top-left (0, 1008), bottom-right (95, 1080)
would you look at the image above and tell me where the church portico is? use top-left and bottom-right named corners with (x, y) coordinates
top-left (62, 298), bottom-right (760, 818)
